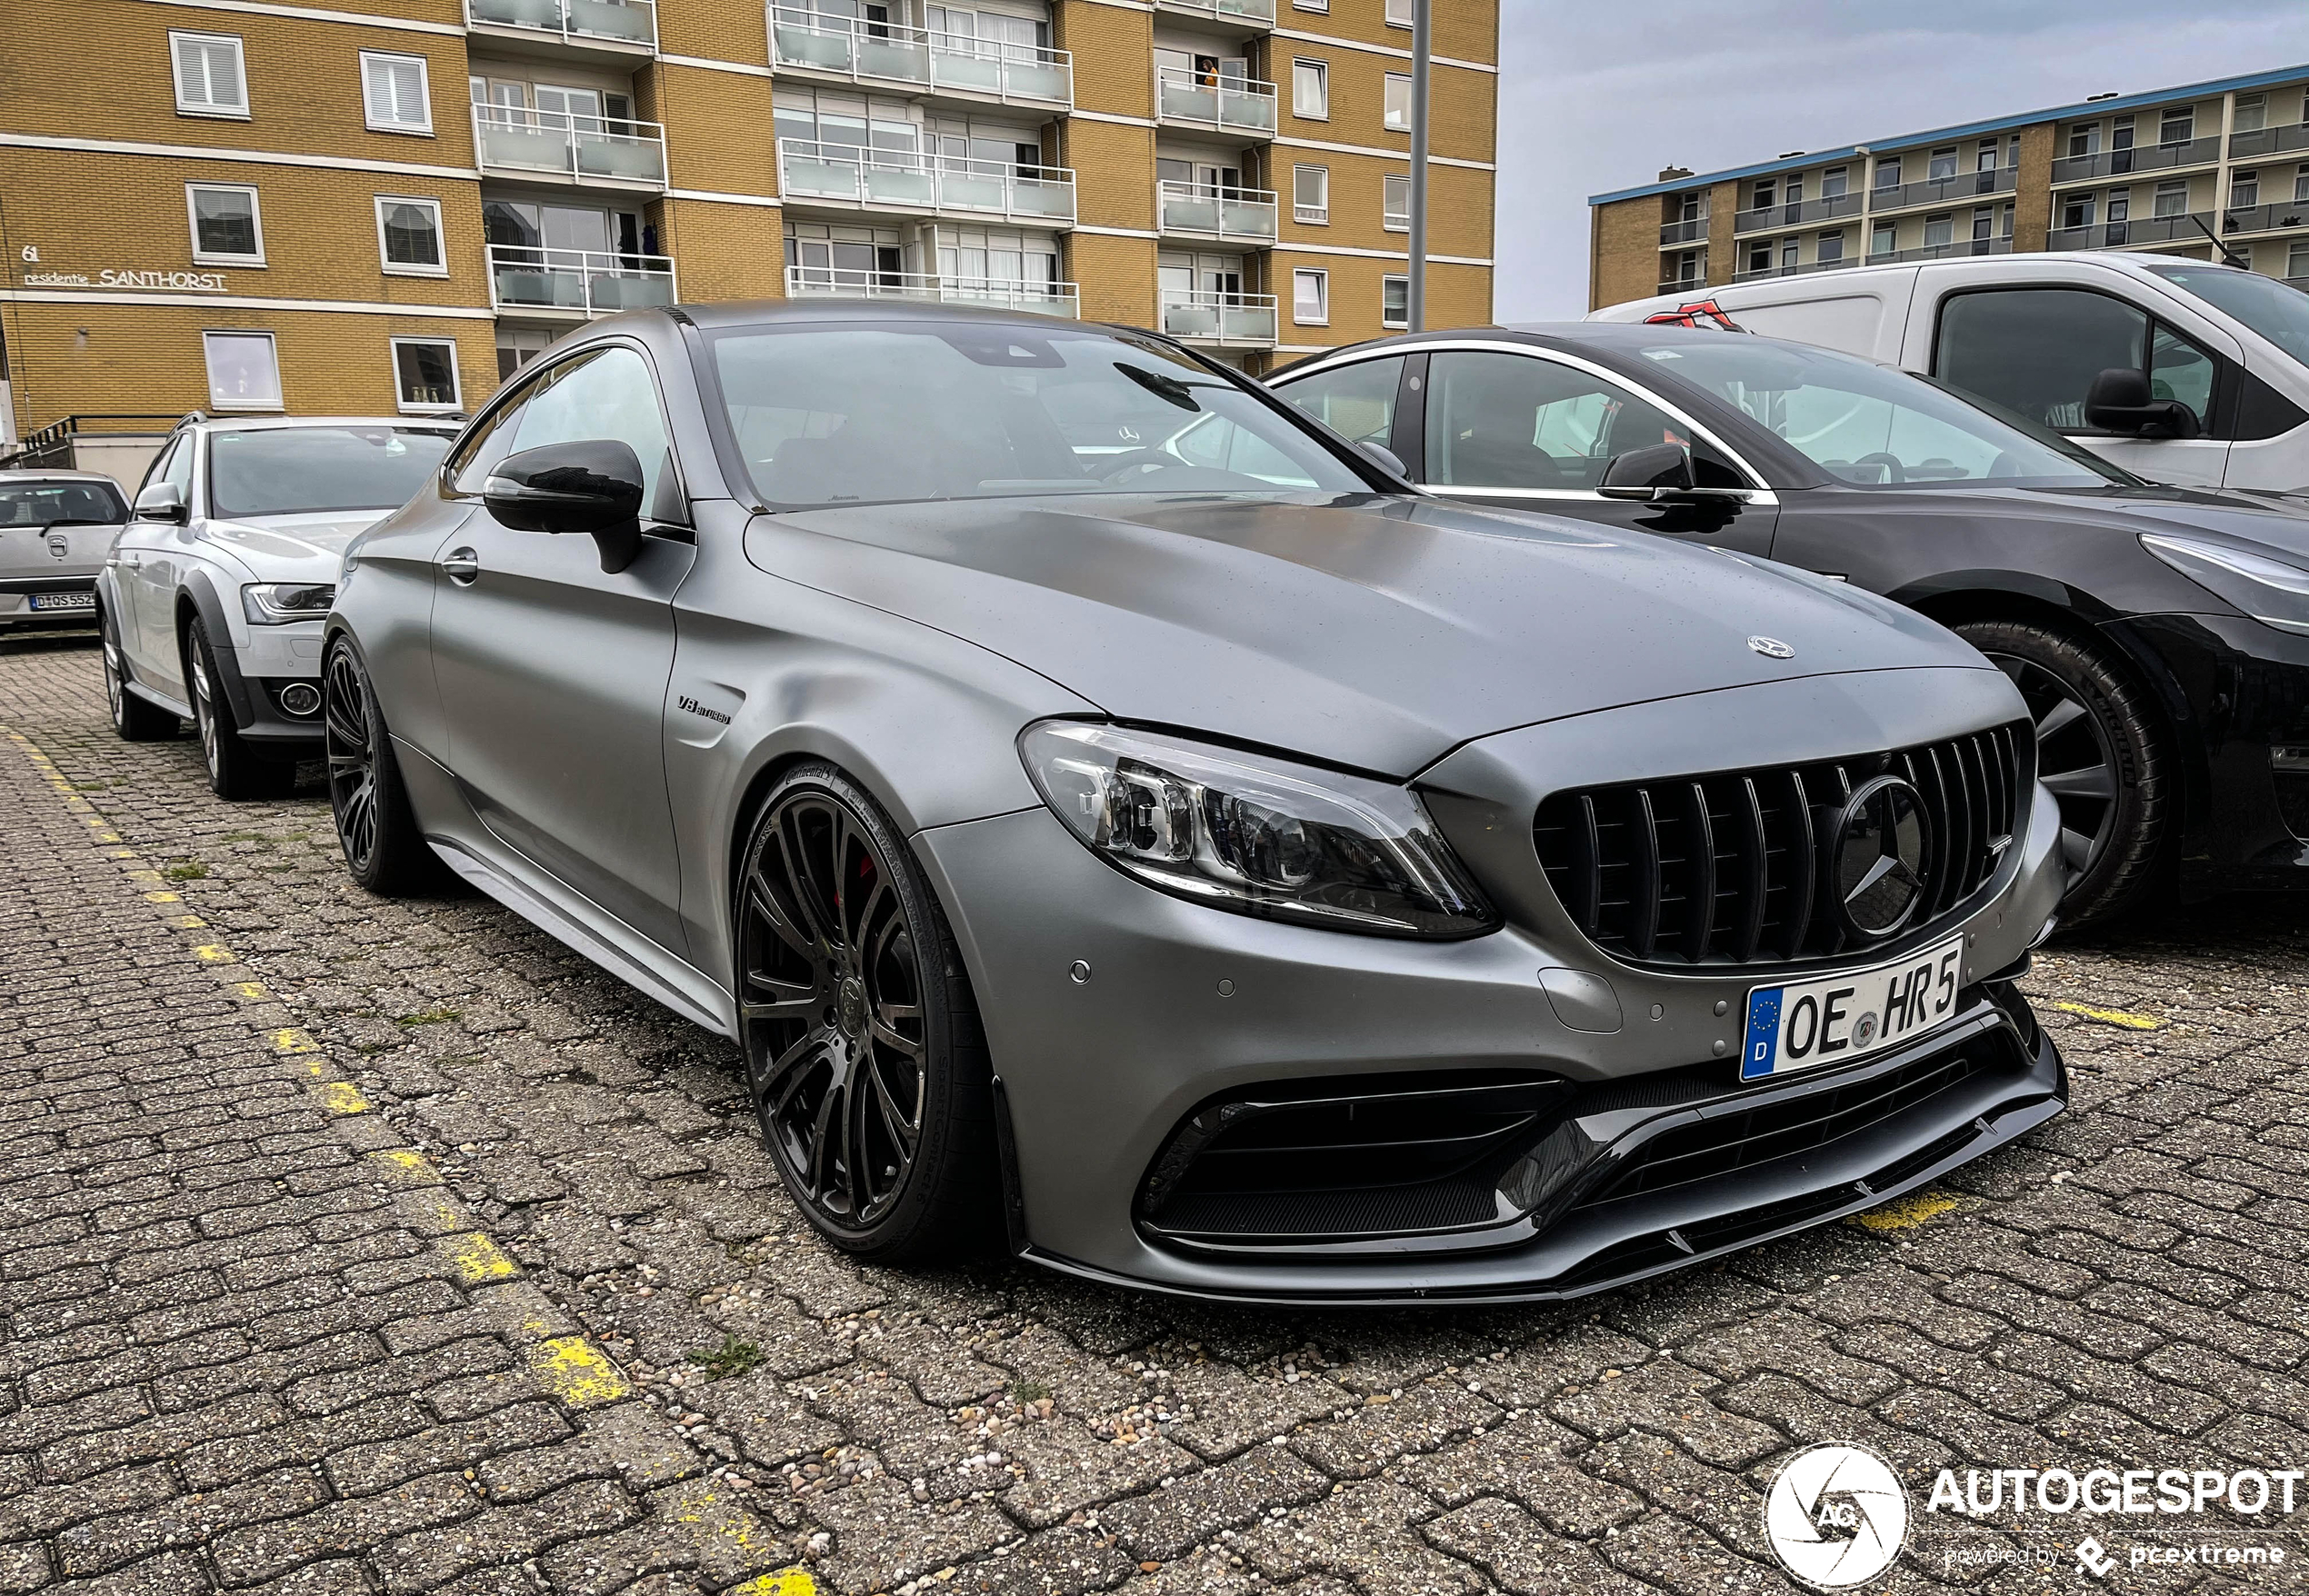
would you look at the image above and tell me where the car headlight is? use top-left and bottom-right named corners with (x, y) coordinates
top-left (1019, 721), bottom-right (1499, 939)
top-left (2140, 533), bottom-right (2309, 634)
top-left (241, 583), bottom-right (336, 625)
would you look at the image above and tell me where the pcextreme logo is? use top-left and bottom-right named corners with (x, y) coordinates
top-left (1764, 1443), bottom-right (1909, 1588)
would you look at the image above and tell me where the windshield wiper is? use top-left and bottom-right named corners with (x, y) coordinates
top-left (1113, 362), bottom-right (1221, 413)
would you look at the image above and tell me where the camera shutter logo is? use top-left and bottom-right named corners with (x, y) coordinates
top-left (1764, 1443), bottom-right (1909, 1588)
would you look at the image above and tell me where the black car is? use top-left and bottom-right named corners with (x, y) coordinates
top-left (1271, 324), bottom-right (2309, 928)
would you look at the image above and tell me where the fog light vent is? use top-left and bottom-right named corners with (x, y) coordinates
top-left (277, 682), bottom-right (322, 717)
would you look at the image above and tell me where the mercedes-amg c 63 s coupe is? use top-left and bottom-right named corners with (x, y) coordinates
top-left (323, 302), bottom-right (2068, 1304)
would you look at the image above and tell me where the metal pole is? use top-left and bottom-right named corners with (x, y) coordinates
top-left (1408, 0), bottom-right (1431, 331)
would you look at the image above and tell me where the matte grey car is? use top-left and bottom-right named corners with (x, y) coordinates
top-left (323, 302), bottom-right (2069, 1303)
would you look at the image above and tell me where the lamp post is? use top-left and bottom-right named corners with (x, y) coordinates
top-left (1408, 0), bottom-right (1431, 329)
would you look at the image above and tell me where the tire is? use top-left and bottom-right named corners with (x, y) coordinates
top-left (735, 763), bottom-right (999, 1265)
top-left (102, 604), bottom-right (178, 742)
top-left (323, 636), bottom-right (451, 896)
top-left (184, 615), bottom-right (295, 800)
top-left (1957, 618), bottom-right (2166, 930)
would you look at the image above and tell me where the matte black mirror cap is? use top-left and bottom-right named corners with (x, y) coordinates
top-left (484, 439), bottom-right (647, 572)
top-left (1598, 442), bottom-right (1695, 501)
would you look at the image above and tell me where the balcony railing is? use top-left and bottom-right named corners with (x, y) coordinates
top-left (784, 264), bottom-right (1078, 316)
top-left (767, 6), bottom-right (1071, 107)
top-left (1732, 255), bottom-right (1858, 284)
top-left (776, 139), bottom-right (1076, 223)
top-left (2287, 276), bottom-right (2309, 293)
top-left (2231, 124), bottom-right (2309, 160)
top-left (1156, 180), bottom-right (1276, 244)
top-left (473, 105), bottom-right (667, 187)
top-left (2222, 202), bottom-right (2309, 236)
top-left (1731, 193), bottom-right (1862, 234)
top-left (1655, 276), bottom-right (1706, 295)
top-left (1153, 0), bottom-right (1274, 27)
top-left (1867, 166), bottom-right (2017, 214)
top-left (489, 244), bottom-right (674, 316)
top-left (2049, 136), bottom-right (2221, 185)
top-left (1159, 290), bottom-right (1278, 346)
top-left (1155, 68), bottom-right (1277, 137)
top-left (1657, 216), bottom-right (1707, 245)
top-left (466, 0), bottom-right (656, 49)
top-left (1864, 236), bottom-right (2015, 265)
top-left (2046, 211), bottom-right (2215, 250)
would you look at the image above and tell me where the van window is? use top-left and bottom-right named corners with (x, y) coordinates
top-left (1934, 288), bottom-right (2222, 435)
top-left (2139, 260), bottom-right (2309, 364)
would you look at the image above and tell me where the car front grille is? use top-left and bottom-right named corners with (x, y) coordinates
top-left (1532, 722), bottom-right (2030, 968)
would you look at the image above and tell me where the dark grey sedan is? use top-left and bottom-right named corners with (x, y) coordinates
top-left (322, 302), bottom-right (2067, 1303)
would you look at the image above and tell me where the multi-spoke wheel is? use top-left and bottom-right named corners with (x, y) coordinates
top-left (102, 604), bottom-right (176, 742)
top-left (323, 637), bottom-right (445, 895)
top-left (185, 616), bottom-right (293, 799)
top-left (737, 765), bottom-right (996, 1262)
top-left (1959, 618), bottom-right (2165, 930)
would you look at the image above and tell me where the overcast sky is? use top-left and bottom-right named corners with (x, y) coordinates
top-left (1493, 1), bottom-right (2309, 322)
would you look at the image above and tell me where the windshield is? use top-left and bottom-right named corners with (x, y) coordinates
top-left (1634, 338), bottom-right (2125, 489)
top-left (707, 322), bottom-right (1368, 506)
top-left (206, 427), bottom-right (454, 520)
top-left (0, 478), bottom-right (127, 528)
top-left (2140, 261), bottom-right (2309, 364)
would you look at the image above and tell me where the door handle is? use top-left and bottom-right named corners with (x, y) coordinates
top-left (440, 547), bottom-right (480, 586)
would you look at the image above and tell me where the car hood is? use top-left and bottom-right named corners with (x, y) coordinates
top-left (201, 511), bottom-right (389, 581)
top-left (1893, 481), bottom-right (2309, 556)
top-left (745, 492), bottom-right (1990, 775)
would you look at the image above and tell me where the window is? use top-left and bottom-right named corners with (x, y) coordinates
top-left (203, 330), bottom-right (282, 411)
top-left (1873, 156), bottom-right (1900, 189)
top-left (2067, 123), bottom-right (2100, 159)
top-left (2235, 93), bottom-right (2267, 135)
top-left (455, 344), bottom-right (675, 506)
top-left (210, 426), bottom-right (455, 518)
top-left (1292, 164), bottom-right (1328, 224)
top-left (375, 195), bottom-right (445, 274)
top-left (1779, 240), bottom-right (1797, 269)
top-left (2106, 194), bottom-right (2129, 225)
top-left (1935, 287), bottom-right (2217, 434)
top-left (1274, 354), bottom-right (1404, 445)
top-left (2154, 179), bottom-right (2189, 218)
top-left (2294, 163), bottom-right (2309, 204)
top-left (1927, 145), bottom-right (1956, 181)
top-left (1975, 139), bottom-right (1998, 174)
top-left (1383, 173), bottom-right (1409, 230)
top-left (1751, 178), bottom-right (1775, 210)
top-left (1819, 166), bottom-right (1848, 199)
top-left (1293, 267), bottom-right (1328, 324)
top-left (1923, 213), bottom-right (1953, 249)
top-left (391, 338), bottom-right (461, 412)
top-left (1869, 222), bottom-right (1895, 256)
top-left (2061, 193), bottom-right (2097, 230)
top-left (2109, 117), bottom-right (2133, 153)
top-left (1293, 0), bottom-right (1327, 11)
top-left (1971, 206), bottom-right (1994, 244)
top-left (1667, 248), bottom-right (1702, 284)
top-left (1816, 230), bottom-right (1844, 264)
top-left (2290, 241), bottom-right (2309, 281)
top-left (1421, 352), bottom-right (1740, 492)
top-left (1291, 60), bottom-right (1327, 119)
top-left (2232, 170), bottom-right (2260, 208)
top-left (1674, 190), bottom-right (1704, 223)
top-left (185, 184), bottom-right (263, 265)
top-left (170, 32), bottom-right (247, 117)
top-left (361, 51), bottom-right (432, 133)
top-left (1384, 0), bottom-right (1412, 24)
top-left (1746, 241), bottom-right (1772, 274)
top-left (2159, 107), bottom-right (2194, 145)
top-left (1381, 275), bottom-right (1408, 328)
top-left (1384, 74), bottom-right (1411, 132)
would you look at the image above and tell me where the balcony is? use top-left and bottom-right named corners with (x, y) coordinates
top-left (1732, 255), bottom-right (1858, 284)
top-left (2046, 211), bottom-right (2215, 250)
top-left (777, 140), bottom-right (1076, 224)
top-left (2223, 202), bottom-right (2309, 237)
top-left (1159, 290), bottom-right (1278, 347)
top-left (2049, 135), bottom-right (2221, 186)
top-left (1864, 236), bottom-right (2014, 265)
top-left (784, 264), bottom-right (1078, 316)
top-left (2231, 123), bottom-right (2309, 160)
top-left (767, 6), bottom-right (1071, 110)
top-left (1867, 166), bottom-right (2017, 214)
top-left (474, 105), bottom-right (666, 188)
top-left (1152, 0), bottom-right (1274, 34)
top-left (489, 244), bottom-right (674, 318)
top-left (1154, 68), bottom-right (1276, 143)
top-left (1655, 276), bottom-right (1707, 295)
top-left (1730, 193), bottom-right (1861, 234)
top-left (1657, 216), bottom-right (1707, 245)
top-left (466, 0), bottom-right (655, 54)
top-left (1157, 180), bottom-right (1276, 244)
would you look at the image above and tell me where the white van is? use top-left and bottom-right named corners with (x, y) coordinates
top-left (1589, 253), bottom-right (2309, 493)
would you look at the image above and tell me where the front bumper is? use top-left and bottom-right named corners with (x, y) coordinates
top-left (214, 613), bottom-right (327, 748)
top-left (917, 665), bottom-right (2069, 1302)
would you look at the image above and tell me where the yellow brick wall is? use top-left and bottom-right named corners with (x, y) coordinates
top-left (647, 61), bottom-right (779, 200)
top-left (1274, 153), bottom-right (1488, 261)
top-left (1272, 45), bottom-right (1493, 165)
top-left (1589, 196), bottom-right (1664, 311)
top-left (1071, 232), bottom-right (1158, 324)
top-left (1273, 251), bottom-right (1484, 346)
top-left (1056, 4), bottom-right (1156, 120)
top-left (1269, 0), bottom-right (1497, 66)
top-left (1066, 119), bottom-right (1159, 234)
top-left (658, 198), bottom-right (787, 305)
top-left (2013, 121), bottom-right (2055, 251)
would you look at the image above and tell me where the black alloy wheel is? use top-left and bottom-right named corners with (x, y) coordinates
top-left (737, 766), bottom-right (995, 1261)
top-left (322, 638), bottom-right (445, 896)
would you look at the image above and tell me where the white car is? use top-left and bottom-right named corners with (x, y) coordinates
top-left (99, 414), bottom-right (457, 797)
top-left (1, 470), bottom-right (127, 634)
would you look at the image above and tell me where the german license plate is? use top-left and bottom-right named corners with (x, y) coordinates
top-left (28, 592), bottom-right (94, 611)
top-left (1741, 934), bottom-right (1964, 1081)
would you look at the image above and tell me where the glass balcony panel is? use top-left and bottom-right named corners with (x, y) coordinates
top-left (1221, 84), bottom-right (1275, 132)
top-left (566, 0), bottom-right (653, 44)
top-left (471, 0), bottom-right (563, 25)
top-left (477, 119), bottom-right (576, 175)
top-left (494, 264), bottom-right (587, 309)
top-left (935, 168), bottom-right (1005, 211)
top-left (785, 265), bottom-right (1077, 316)
top-left (784, 149), bottom-right (864, 200)
top-left (1164, 189), bottom-right (1223, 233)
top-left (1162, 300), bottom-right (1222, 338)
top-left (935, 45), bottom-right (1004, 95)
top-left (1219, 0), bottom-right (1275, 20)
top-left (1008, 175), bottom-right (1075, 220)
top-left (867, 163), bottom-right (941, 206)
top-left (1006, 60), bottom-right (1070, 101)
top-left (490, 245), bottom-right (674, 314)
top-left (575, 130), bottom-right (666, 183)
top-left (1224, 303), bottom-right (1277, 342)
top-left (1218, 194), bottom-right (1276, 238)
top-left (861, 36), bottom-right (933, 85)
top-left (1160, 78), bottom-right (1221, 124)
top-left (590, 270), bottom-right (675, 309)
top-left (775, 20), bottom-right (856, 70)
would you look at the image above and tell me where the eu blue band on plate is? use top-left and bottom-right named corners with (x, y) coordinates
top-left (1742, 987), bottom-right (1782, 1081)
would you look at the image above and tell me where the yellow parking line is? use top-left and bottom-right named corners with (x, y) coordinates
top-left (2054, 1001), bottom-right (2164, 1031)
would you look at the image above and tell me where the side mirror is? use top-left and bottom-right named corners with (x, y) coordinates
top-left (1597, 443), bottom-right (1697, 501)
top-left (2084, 367), bottom-right (2200, 439)
top-left (1357, 439), bottom-right (1409, 478)
top-left (134, 482), bottom-right (187, 524)
top-left (485, 439), bottom-right (646, 574)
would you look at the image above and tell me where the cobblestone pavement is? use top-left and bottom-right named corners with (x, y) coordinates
top-left (3, 633), bottom-right (2307, 1596)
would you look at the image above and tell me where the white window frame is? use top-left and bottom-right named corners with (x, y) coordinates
top-left (1291, 59), bottom-right (1328, 121)
top-left (203, 330), bottom-right (283, 412)
top-left (1384, 0), bottom-right (1412, 26)
top-left (170, 31), bottom-right (249, 119)
top-left (390, 336), bottom-right (463, 414)
top-left (1383, 73), bottom-right (1411, 133)
top-left (1381, 274), bottom-right (1408, 328)
top-left (185, 182), bottom-right (265, 267)
top-left (1292, 0), bottom-right (1327, 11)
top-left (360, 50), bottom-right (434, 135)
top-left (1293, 163), bottom-right (1329, 224)
top-left (1292, 267), bottom-right (1328, 325)
top-left (1383, 172), bottom-right (1409, 231)
top-left (373, 194), bottom-right (448, 277)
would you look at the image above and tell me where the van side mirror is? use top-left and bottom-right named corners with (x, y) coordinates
top-left (1598, 443), bottom-right (1697, 501)
top-left (134, 482), bottom-right (188, 524)
top-left (2084, 367), bottom-right (2200, 440)
top-left (485, 439), bottom-right (646, 574)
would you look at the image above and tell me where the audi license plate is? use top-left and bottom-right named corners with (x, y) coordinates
top-left (1741, 934), bottom-right (1964, 1082)
top-left (28, 592), bottom-right (94, 611)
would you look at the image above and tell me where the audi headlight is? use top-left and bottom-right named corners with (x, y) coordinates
top-left (241, 583), bottom-right (336, 624)
top-left (1020, 721), bottom-right (1499, 939)
top-left (2140, 533), bottom-right (2309, 634)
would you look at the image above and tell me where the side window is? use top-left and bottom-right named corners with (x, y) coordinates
top-left (1423, 352), bottom-right (1741, 490)
top-left (1275, 355), bottom-right (1406, 445)
top-left (505, 345), bottom-right (675, 513)
top-left (447, 384), bottom-right (536, 495)
top-left (1935, 288), bottom-right (2146, 430)
top-left (162, 435), bottom-right (197, 508)
top-left (2149, 324), bottom-right (2215, 428)
top-left (137, 438), bottom-right (185, 503)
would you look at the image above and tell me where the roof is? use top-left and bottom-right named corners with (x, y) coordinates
top-left (1589, 62), bottom-right (2309, 206)
top-left (175, 414), bottom-right (462, 434)
top-left (667, 298), bottom-right (1096, 331)
top-left (0, 468), bottom-right (125, 483)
